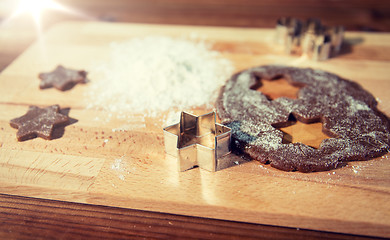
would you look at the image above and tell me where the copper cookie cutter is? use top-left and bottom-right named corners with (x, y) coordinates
top-left (276, 17), bottom-right (344, 61)
top-left (163, 111), bottom-right (232, 172)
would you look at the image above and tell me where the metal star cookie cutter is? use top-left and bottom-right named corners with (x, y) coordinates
top-left (303, 33), bottom-right (332, 61)
top-left (327, 25), bottom-right (344, 54)
top-left (275, 17), bottom-right (344, 61)
top-left (275, 17), bottom-right (303, 54)
top-left (163, 111), bottom-right (231, 172)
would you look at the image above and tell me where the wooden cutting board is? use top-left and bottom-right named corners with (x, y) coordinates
top-left (0, 21), bottom-right (389, 238)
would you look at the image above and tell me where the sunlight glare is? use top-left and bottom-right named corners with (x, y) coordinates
top-left (14, 0), bottom-right (67, 24)
top-left (7, 0), bottom-right (92, 30)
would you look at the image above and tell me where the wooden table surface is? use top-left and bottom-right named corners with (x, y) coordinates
top-left (1, 1), bottom-right (390, 239)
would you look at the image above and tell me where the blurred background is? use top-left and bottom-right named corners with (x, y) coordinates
top-left (1, 0), bottom-right (390, 71)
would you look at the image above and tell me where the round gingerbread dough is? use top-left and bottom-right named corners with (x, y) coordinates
top-left (216, 65), bottom-right (390, 172)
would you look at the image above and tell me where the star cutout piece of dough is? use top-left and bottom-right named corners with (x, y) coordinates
top-left (10, 105), bottom-right (70, 141)
top-left (39, 65), bottom-right (87, 91)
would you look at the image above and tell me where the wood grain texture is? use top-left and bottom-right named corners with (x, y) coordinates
top-left (1, 193), bottom-right (384, 240)
top-left (1, 0), bottom-right (389, 30)
top-left (0, 0), bottom-right (390, 73)
top-left (0, 21), bottom-right (389, 238)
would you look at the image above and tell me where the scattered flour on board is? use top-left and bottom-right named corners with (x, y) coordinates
top-left (352, 165), bottom-right (360, 174)
top-left (86, 36), bottom-right (234, 123)
top-left (111, 157), bottom-right (130, 181)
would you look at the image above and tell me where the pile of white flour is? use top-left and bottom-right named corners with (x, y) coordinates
top-left (87, 36), bottom-right (233, 119)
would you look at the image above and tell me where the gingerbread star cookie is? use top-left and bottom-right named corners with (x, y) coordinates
top-left (39, 65), bottom-right (87, 91)
top-left (10, 105), bottom-right (70, 141)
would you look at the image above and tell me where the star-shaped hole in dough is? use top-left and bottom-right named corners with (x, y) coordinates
top-left (10, 105), bottom-right (70, 141)
top-left (250, 75), bottom-right (304, 100)
top-left (39, 65), bottom-right (87, 91)
top-left (274, 114), bottom-right (331, 149)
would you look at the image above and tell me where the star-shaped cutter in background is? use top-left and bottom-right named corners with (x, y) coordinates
top-left (163, 111), bottom-right (232, 172)
top-left (39, 65), bottom-right (87, 91)
top-left (10, 105), bottom-right (70, 141)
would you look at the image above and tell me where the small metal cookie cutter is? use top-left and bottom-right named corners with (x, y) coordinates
top-left (303, 32), bottom-right (332, 61)
top-left (276, 17), bottom-right (344, 61)
top-left (327, 25), bottom-right (344, 54)
top-left (301, 19), bottom-right (343, 60)
top-left (275, 17), bottom-right (303, 54)
top-left (163, 111), bottom-right (231, 172)
top-left (301, 18), bottom-right (324, 56)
